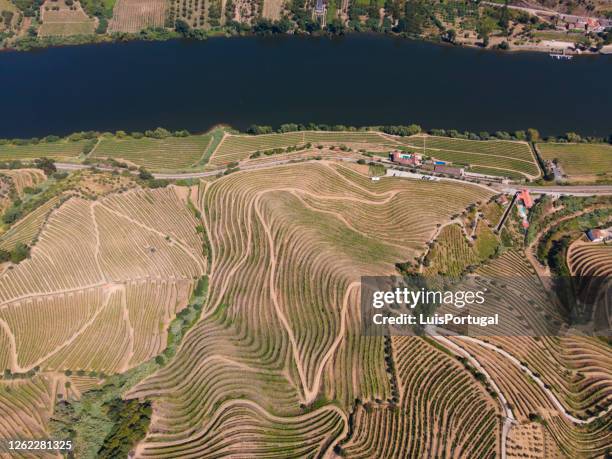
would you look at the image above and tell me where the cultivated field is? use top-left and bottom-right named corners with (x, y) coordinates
top-left (537, 142), bottom-right (612, 179)
top-left (0, 140), bottom-right (88, 161)
top-left (399, 135), bottom-right (540, 178)
top-left (92, 134), bottom-right (213, 170)
top-left (206, 130), bottom-right (395, 169)
top-left (108, 0), bottom-right (166, 33)
top-left (0, 169), bottom-right (46, 193)
top-left (262, 0), bottom-right (283, 20)
top-left (0, 183), bottom-right (209, 451)
top-left (167, 0), bottom-right (224, 28)
top-left (423, 223), bottom-right (480, 277)
top-left (38, 0), bottom-right (95, 36)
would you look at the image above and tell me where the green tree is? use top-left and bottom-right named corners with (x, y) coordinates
top-left (476, 19), bottom-right (492, 46)
top-left (138, 167), bottom-right (153, 180)
top-left (247, 125), bottom-right (273, 135)
top-left (34, 157), bottom-right (56, 175)
top-left (175, 19), bottom-right (191, 36)
top-left (526, 128), bottom-right (540, 142)
top-left (10, 243), bottom-right (30, 264)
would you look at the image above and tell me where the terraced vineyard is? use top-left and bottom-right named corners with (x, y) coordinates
top-left (342, 337), bottom-right (500, 457)
top-left (0, 196), bottom-right (59, 251)
top-left (0, 186), bottom-right (205, 376)
top-left (538, 142), bottom-right (612, 179)
top-left (398, 135), bottom-right (540, 178)
top-left (0, 169), bottom-right (45, 194)
top-left (0, 168), bottom-right (46, 216)
top-left (0, 159), bottom-right (610, 458)
top-left (435, 247), bottom-right (612, 457)
top-left (92, 134), bottom-right (213, 170)
top-left (568, 241), bottom-right (612, 278)
top-left (123, 162), bottom-right (493, 456)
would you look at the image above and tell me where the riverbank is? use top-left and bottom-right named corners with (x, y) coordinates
top-left (1, 26), bottom-right (610, 56)
top-left (1, 0), bottom-right (610, 56)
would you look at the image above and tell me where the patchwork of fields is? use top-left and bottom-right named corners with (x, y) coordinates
top-left (538, 142), bottom-right (612, 178)
top-left (204, 130), bottom-right (540, 179)
top-left (0, 152), bottom-right (609, 457)
top-left (0, 129), bottom-right (545, 181)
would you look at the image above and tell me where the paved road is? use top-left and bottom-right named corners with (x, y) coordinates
top-left (499, 184), bottom-right (612, 196)
top-left (55, 160), bottom-right (612, 196)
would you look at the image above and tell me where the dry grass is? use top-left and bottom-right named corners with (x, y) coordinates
top-left (262, 0), bottom-right (284, 20)
top-left (0, 0), bottom-right (19, 31)
top-left (38, 0), bottom-right (95, 36)
top-left (537, 142), bottom-right (612, 179)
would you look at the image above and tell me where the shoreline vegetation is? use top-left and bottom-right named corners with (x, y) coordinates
top-left (1, 0), bottom-right (610, 53)
top-left (1, 123), bottom-right (610, 152)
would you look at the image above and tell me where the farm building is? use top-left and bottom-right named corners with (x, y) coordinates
top-left (586, 228), bottom-right (611, 243)
top-left (314, 0), bottom-right (325, 15)
top-left (433, 165), bottom-right (464, 177)
top-left (518, 189), bottom-right (533, 208)
top-left (497, 194), bottom-right (509, 205)
top-left (390, 151), bottom-right (422, 166)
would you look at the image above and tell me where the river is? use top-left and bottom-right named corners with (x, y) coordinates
top-left (0, 34), bottom-right (610, 138)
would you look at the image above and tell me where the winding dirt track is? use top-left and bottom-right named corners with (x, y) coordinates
top-left (449, 334), bottom-right (612, 425)
top-left (432, 334), bottom-right (516, 459)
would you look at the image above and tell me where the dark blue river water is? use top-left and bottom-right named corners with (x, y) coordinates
top-left (0, 35), bottom-right (610, 138)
